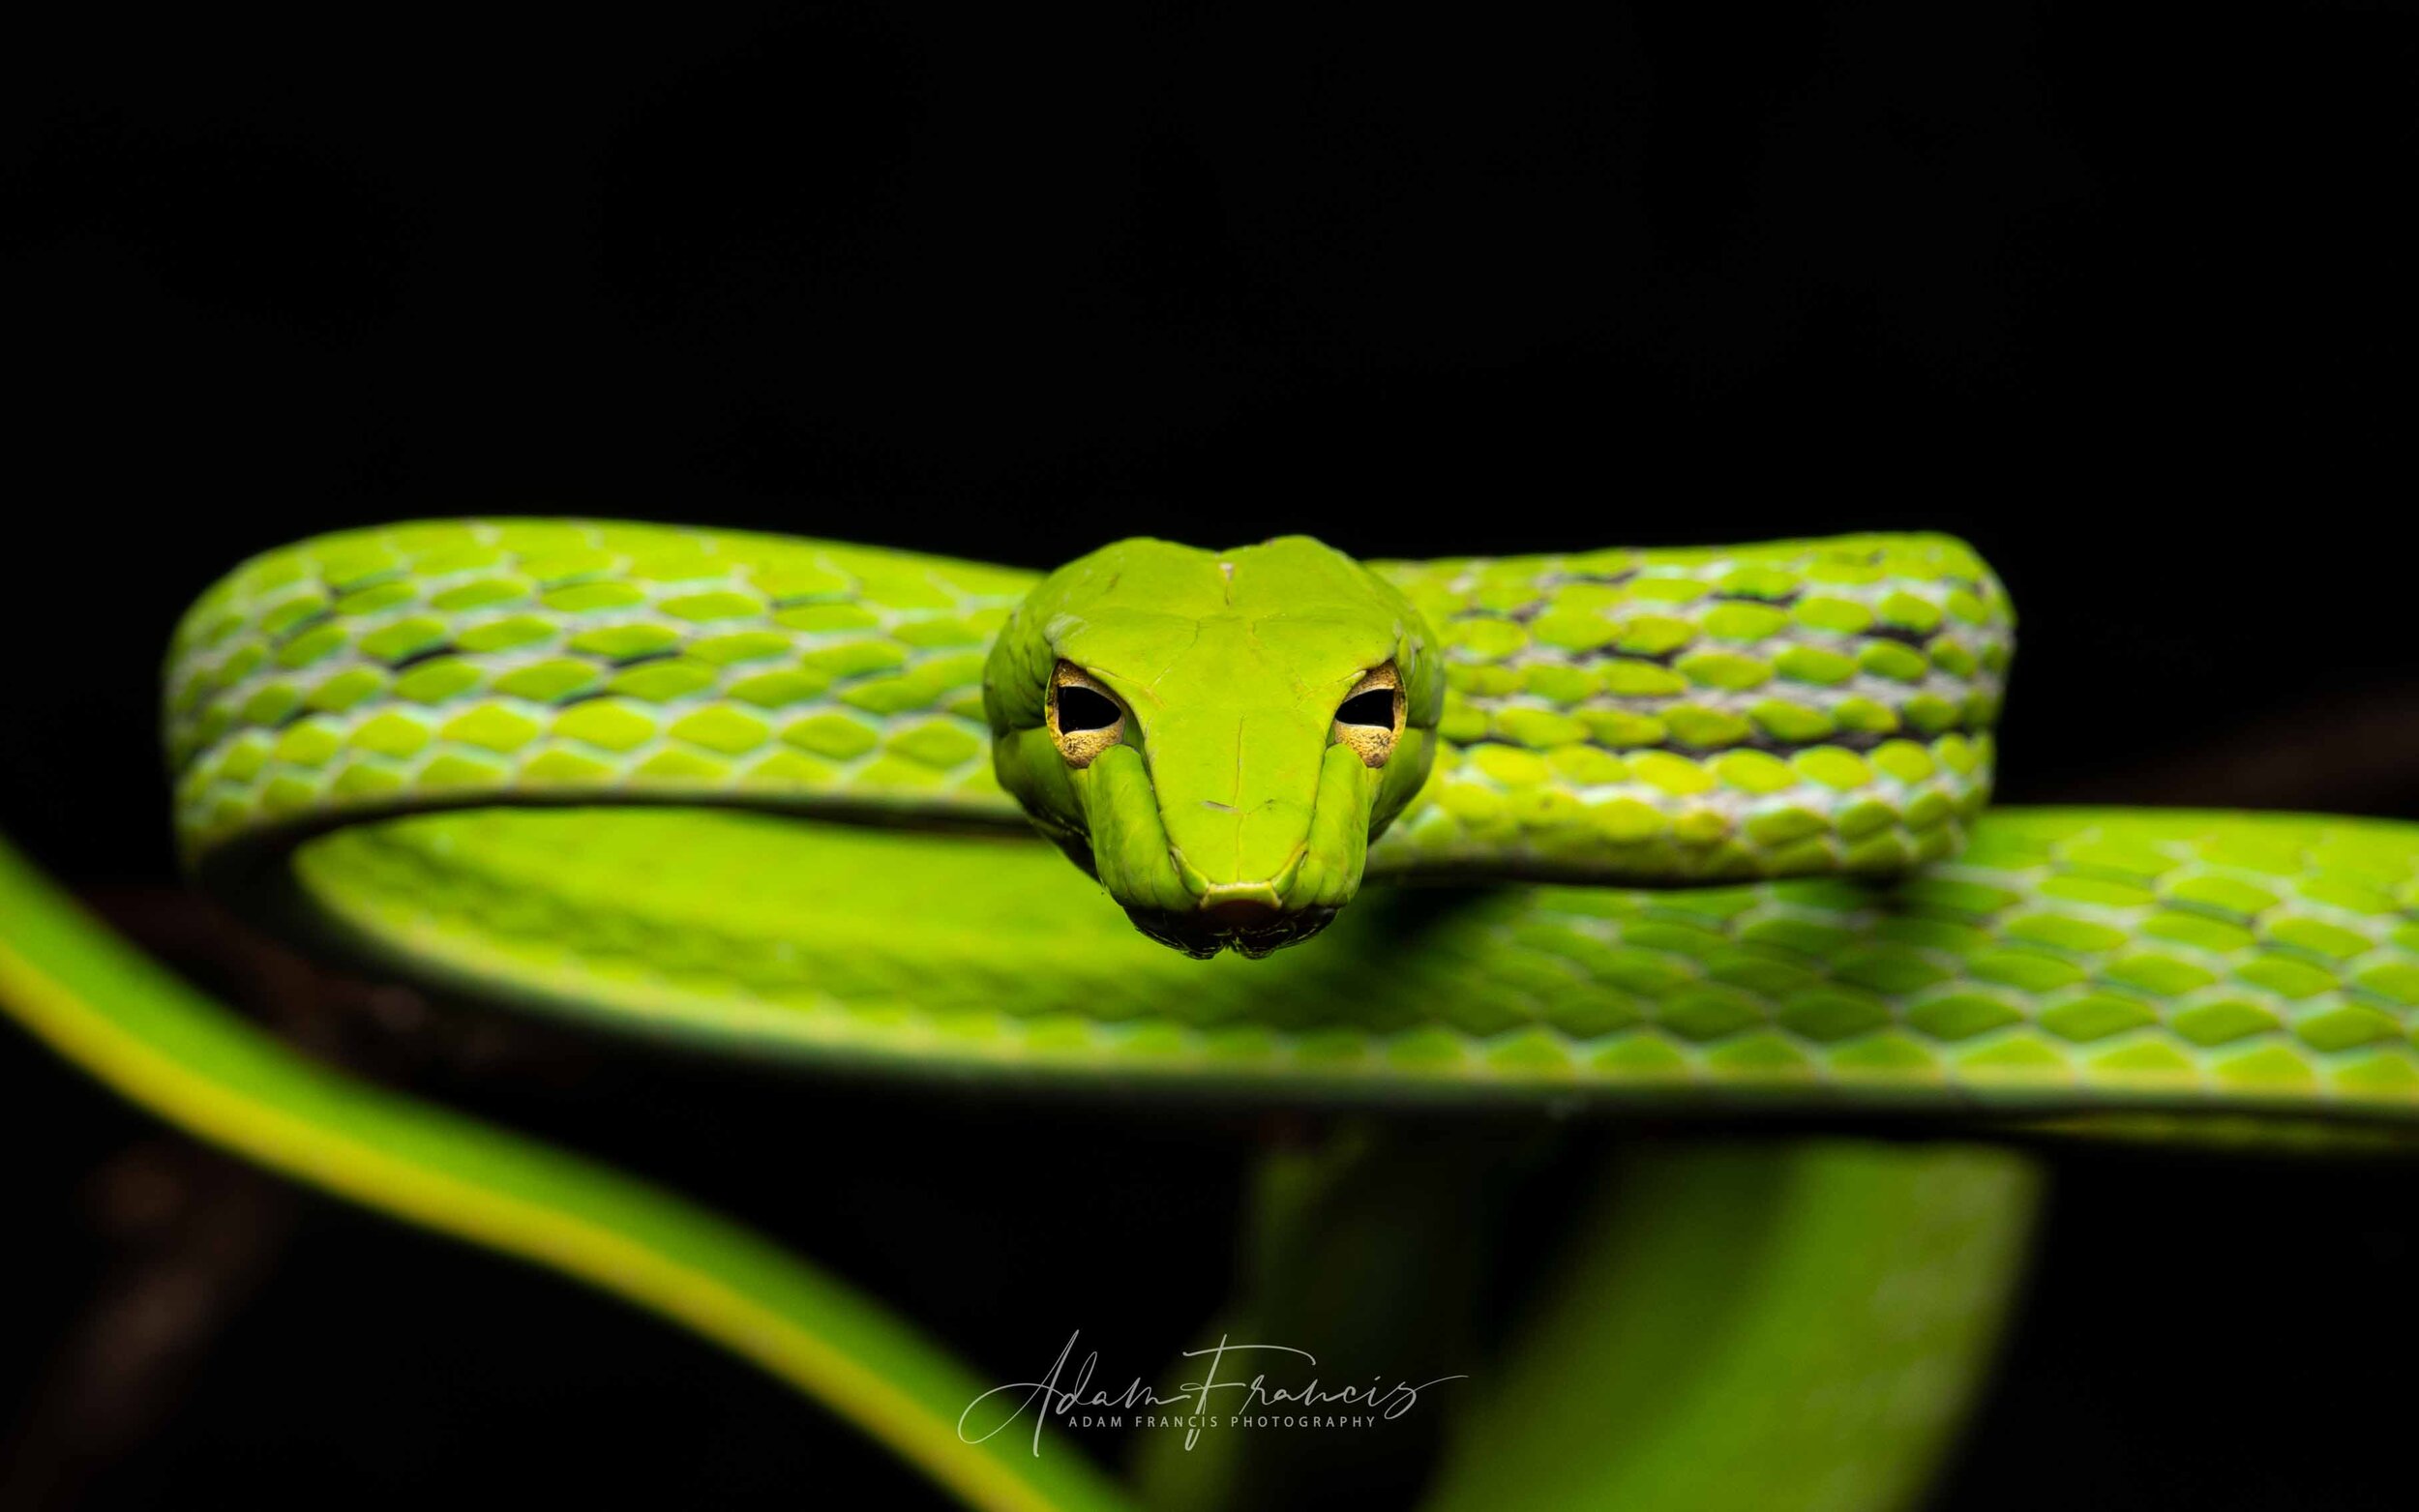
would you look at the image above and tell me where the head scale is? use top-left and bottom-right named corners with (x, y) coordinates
top-left (983, 536), bottom-right (1442, 957)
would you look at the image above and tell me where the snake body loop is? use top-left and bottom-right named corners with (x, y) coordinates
top-left (157, 520), bottom-right (2419, 1131)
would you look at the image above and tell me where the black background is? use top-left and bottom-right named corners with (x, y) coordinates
top-left (4, 7), bottom-right (2416, 1508)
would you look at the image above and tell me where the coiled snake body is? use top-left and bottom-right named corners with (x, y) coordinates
top-left (6, 520), bottom-right (2416, 1509)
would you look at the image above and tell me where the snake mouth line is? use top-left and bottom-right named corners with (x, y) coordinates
top-left (1120, 902), bottom-right (1340, 959)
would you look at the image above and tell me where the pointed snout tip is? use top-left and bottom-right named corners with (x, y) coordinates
top-left (1198, 882), bottom-right (1285, 929)
top-left (1121, 861), bottom-right (1336, 959)
top-left (1177, 843), bottom-right (1308, 912)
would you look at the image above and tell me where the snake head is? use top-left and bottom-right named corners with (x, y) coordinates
top-left (984, 536), bottom-right (1442, 957)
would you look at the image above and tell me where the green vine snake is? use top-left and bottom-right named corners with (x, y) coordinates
top-left (6, 520), bottom-right (2417, 1509)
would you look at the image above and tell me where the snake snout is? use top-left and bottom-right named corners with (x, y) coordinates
top-left (1202, 888), bottom-right (1282, 928)
top-left (1120, 891), bottom-right (1339, 960)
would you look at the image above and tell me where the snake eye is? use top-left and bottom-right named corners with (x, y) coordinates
top-left (1057, 686), bottom-right (1120, 731)
top-left (1049, 662), bottom-right (1127, 768)
top-left (1332, 662), bottom-right (1405, 768)
top-left (1335, 689), bottom-right (1394, 726)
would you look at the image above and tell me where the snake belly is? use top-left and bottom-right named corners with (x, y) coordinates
top-left (156, 519), bottom-right (2419, 1132)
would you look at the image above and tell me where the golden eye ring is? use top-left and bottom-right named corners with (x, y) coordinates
top-left (1048, 661), bottom-right (1126, 768)
top-left (1332, 662), bottom-right (1404, 768)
